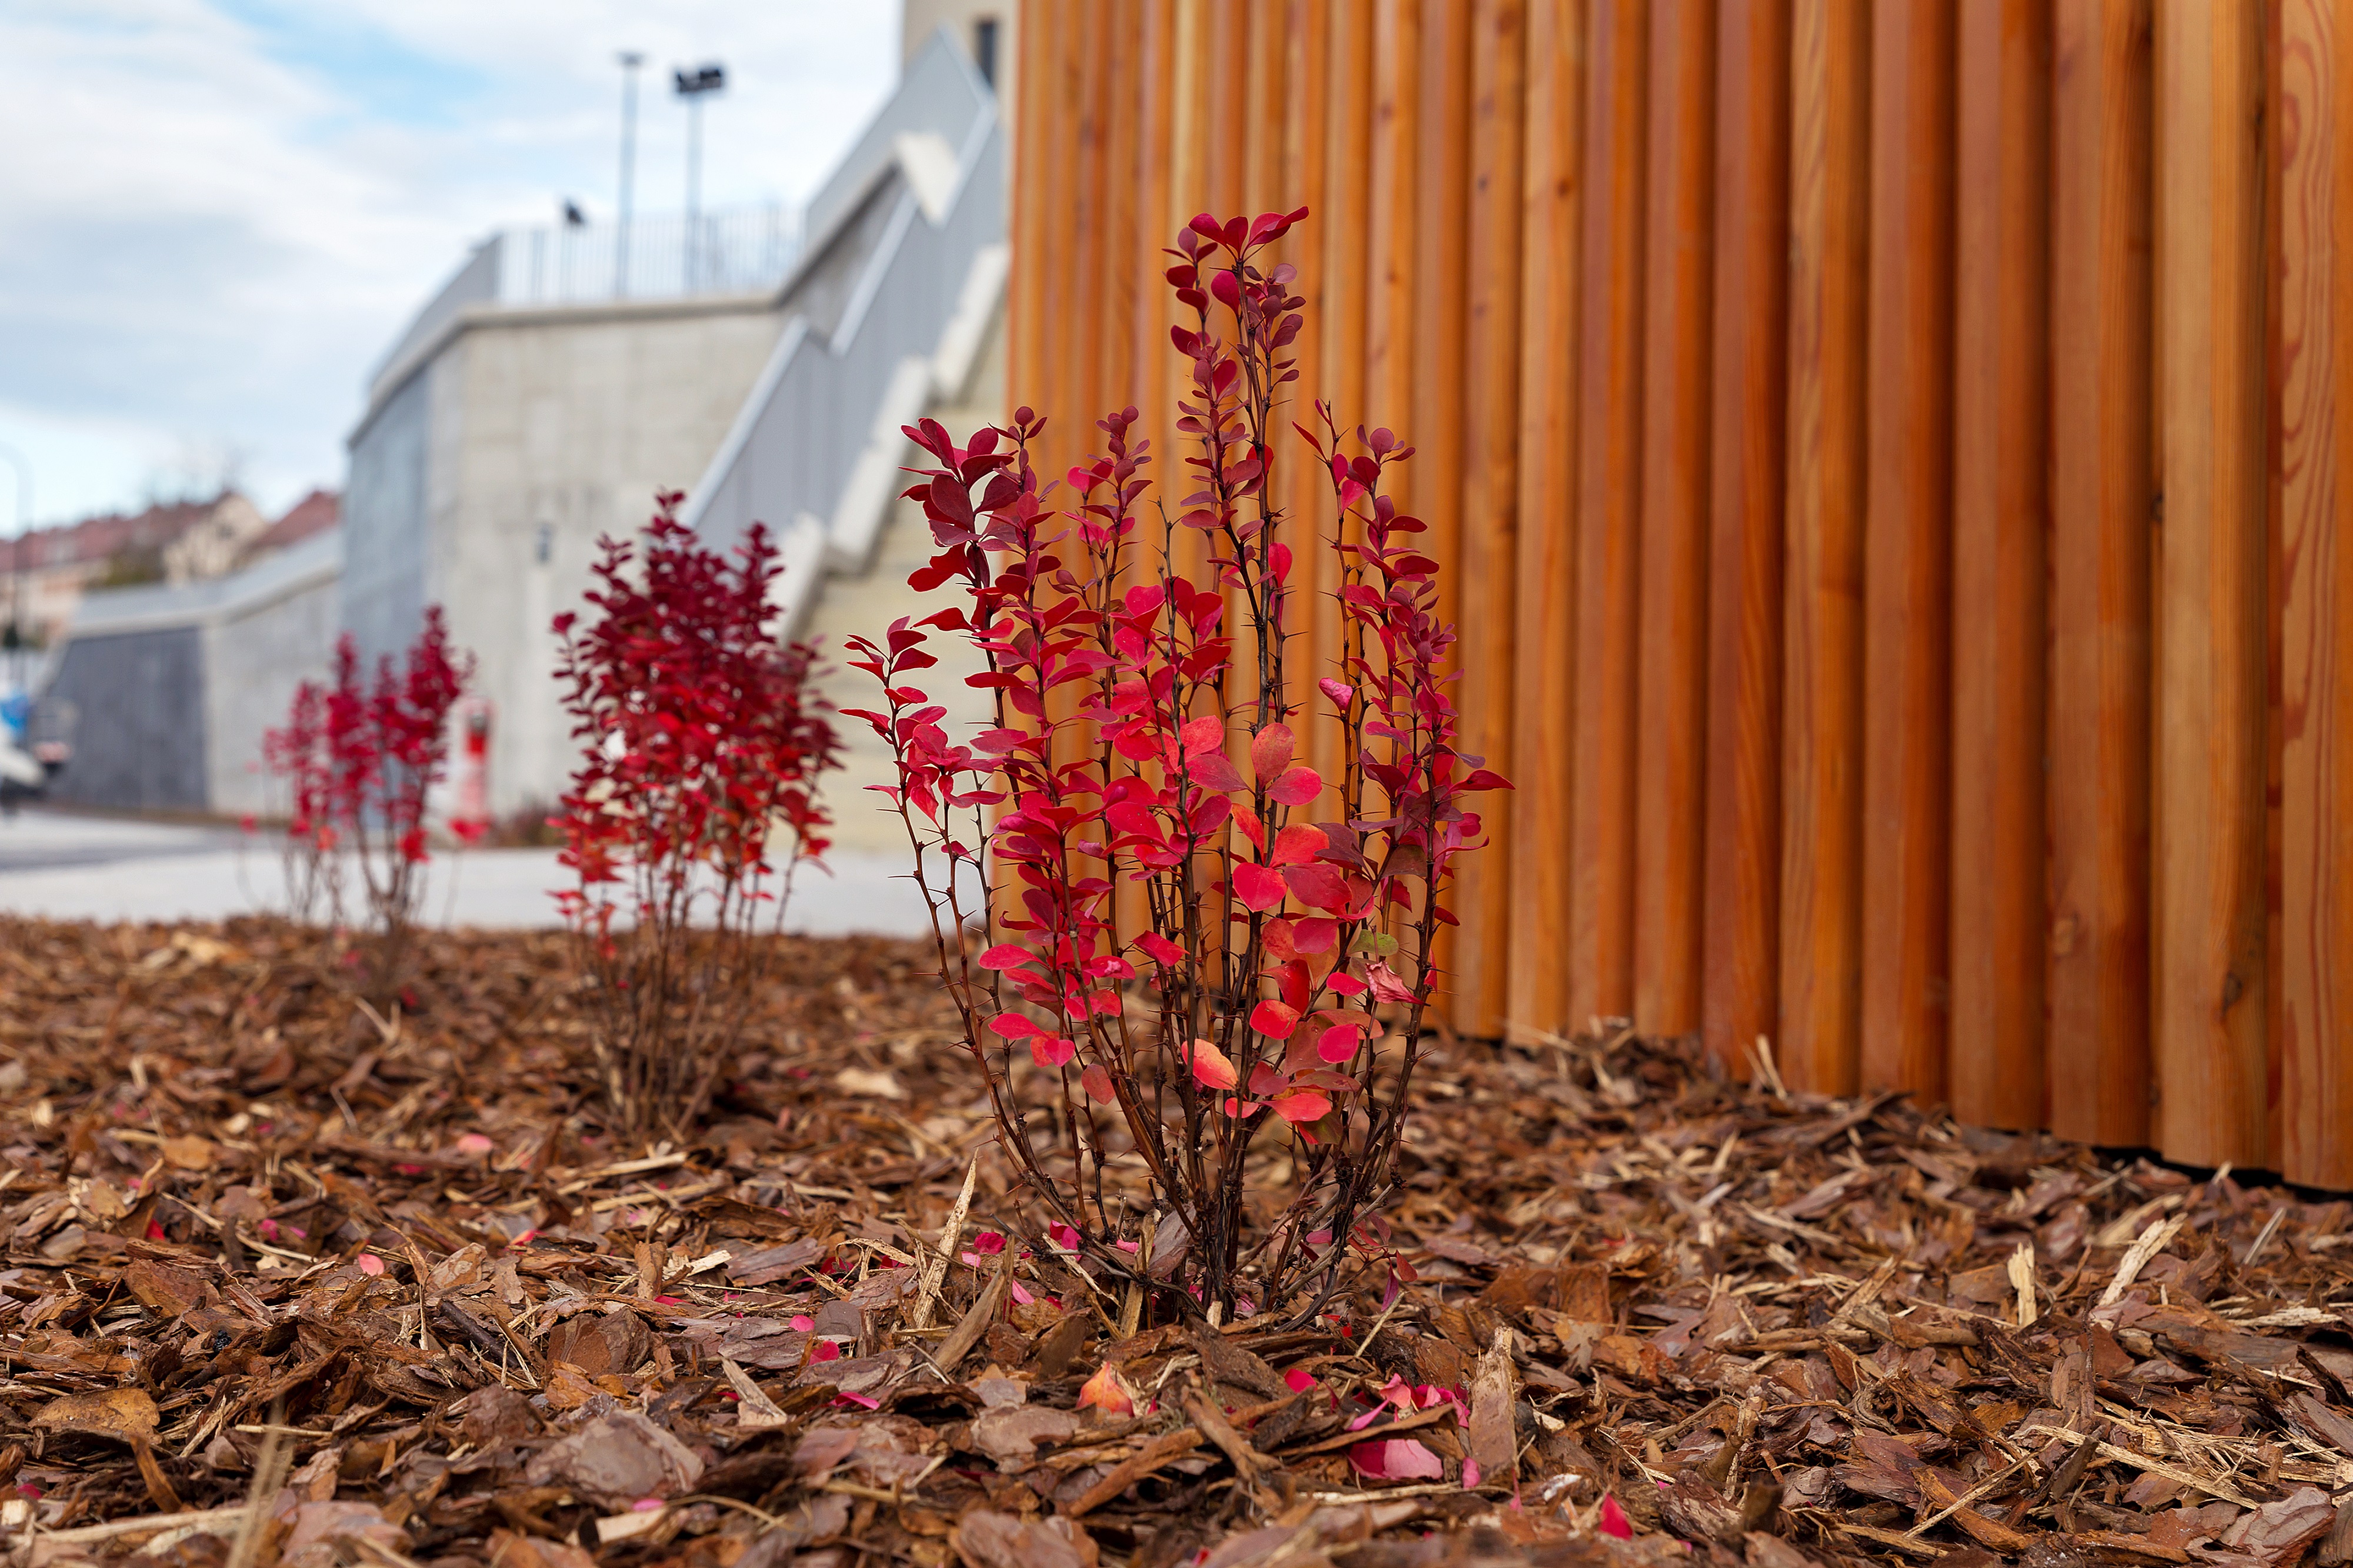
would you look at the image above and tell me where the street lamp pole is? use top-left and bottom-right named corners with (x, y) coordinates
top-left (674, 64), bottom-right (726, 291)
top-left (615, 51), bottom-right (645, 296)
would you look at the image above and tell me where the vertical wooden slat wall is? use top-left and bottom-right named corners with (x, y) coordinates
top-left (1006, 0), bottom-right (2353, 1187)
top-left (2278, 0), bottom-right (2353, 1190)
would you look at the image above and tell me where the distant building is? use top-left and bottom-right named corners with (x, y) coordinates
top-left (902, 0), bottom-right (1015, 106)
top-left (342, 26), bottom-right (1005, 836)
top-left (0, 491), bottom-right (265, 648)
top-left (33, 21), bottom-right (1004, 842)
top-left (237, 488), bottom-right (339, 566)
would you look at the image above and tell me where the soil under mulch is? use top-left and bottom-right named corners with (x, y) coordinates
top-left (2, 918), bottom-right (2351, 1568)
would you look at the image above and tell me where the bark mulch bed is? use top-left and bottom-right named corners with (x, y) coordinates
top-left (3, 918), bottom-right (2351, 1568)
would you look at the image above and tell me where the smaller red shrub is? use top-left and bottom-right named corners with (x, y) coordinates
top-left (261, 606), bottom-right (475, 993)
top-left (552, 498), bottom-right (840, 1135)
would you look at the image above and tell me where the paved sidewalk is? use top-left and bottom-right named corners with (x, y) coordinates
top-left (0, 808), bottom-right (952, 935)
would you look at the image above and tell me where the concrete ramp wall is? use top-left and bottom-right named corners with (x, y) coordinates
top-left (42, 529), bottom-right (342, 816)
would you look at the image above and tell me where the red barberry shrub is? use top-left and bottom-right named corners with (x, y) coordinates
top-left (260, 606), bottom-right (475, 993)
top-left (845, 210), bottom-right (1508, 1323)
top-left (260, 674), bottom-right (341, 928)
top-left (552, 497), bottom-right (841, 1136)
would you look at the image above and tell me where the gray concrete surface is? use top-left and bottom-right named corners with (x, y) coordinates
top-left (0, 806), bottom-right (956, 936)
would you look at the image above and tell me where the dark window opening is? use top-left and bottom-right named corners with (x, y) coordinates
top-left (974, 18), bottom-right (999, 88)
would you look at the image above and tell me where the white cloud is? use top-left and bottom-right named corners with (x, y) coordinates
top-left (0, 0), bottom-right (897, 530)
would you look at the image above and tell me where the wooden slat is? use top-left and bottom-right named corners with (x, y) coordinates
top-left (1700, 0), bottom-right (1788, 1075)
top-left (1366, 2), bottom-right (1424, 446)
top-left (1008, 0), bottom-right (1059, 415)
top-left (1165, 0), bottom-right (1215, 592)
top-left (1632, 0), bottom-right (1714, 1039)
top-left (1101, 1), bottom-right (1158, 949)
top-left (1067, 0), bottom-right (1111, 444)
top-left (2154, 0), bottom-right (2271, 1168)
top-left (1410, 2), bottom-right (1475, 1016)
top-left (1100, 2), bottom-right (1147, 422)
top-left (1777, 0), bottom-right (1868, 1094)
top-left (1411, 2), bottom-right (1474, 605)
top-left (1859, 0), bottom-right (1955, 1103)
top-left (1212, 0), bottom-right (1288, 749)
top-left (1307, 2), bottom-right (1373, 813)
top-left (2278, 0), bottom-right (2353, 1190)
top-left (2047, 0), bottom-right (2152, 1147)
top-left (1450, 0), bottom-right (1527, 1037)
top-left (1569, 0), bottom-right (1649, 1029)
top-left (1949, 0), bottom-right (2050, 1131)
top-left (1247, 0), bottom-right (1291, 216)
top-left (1207, 0), bottom-right (1252, 218)
top-left (1507, 0), bottom-right (1587, 1043)
top-left (1277, 0), bottom-right (1331, 798)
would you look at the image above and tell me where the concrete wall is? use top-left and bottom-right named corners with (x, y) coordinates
top-left (902, 0), bottom-right (1015, 113)
top-left (204, 536), bottom-right (344, 817)
top-left (42, 528), bottom-right (344, 816)
top-left (431, 298), bottom-right (786, 817)
top-left (44, 626), bottom-right (208, 811)
top-left (344, 365), bottom-right (435, 668)
top-left (801, 305), bottom-right (1001, 854)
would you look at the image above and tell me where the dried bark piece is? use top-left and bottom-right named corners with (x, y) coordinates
top-left (544, 1307), bottom-right (651, 1378)
top-left (34, 1387), bottom-right (159, 1444)
top-left (951, 1510), bottom-right (1098, 1568)
top-left (1466, 1327), bottom-right (1518, 1482)
top-left (969, 1403), bottom-right (1083, 1467)
top-left (522, 1410), bottom-right (702, 1506)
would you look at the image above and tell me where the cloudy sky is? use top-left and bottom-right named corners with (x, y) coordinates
top-left (0, 0), bottom-right (899, 533)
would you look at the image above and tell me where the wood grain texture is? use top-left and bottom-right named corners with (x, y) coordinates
top-left (2277, 0), bottom-right (2353, 1190)
top-left (1450, 0), bottom-right (1527, 1038)
top-left (1207, 0), bottom-right (1252, 217)
top-left (1860, 0), bottom-right (1956, 1104)
top-left (1949, 0), bottom-right (2051, 1132)
top-left (2047, 0), bottom-right (2152, 1147)
top-left (1165, 0), bottom-right (1216, 591)
top-left (1008, 0), bottom-right (1062, 416)
top-left (1409, 1), bottom-right (1475, 1015)
top-left (1412, 2), bottom-right (1475, 603)
top-left (1365, 1), bottom-right (1424, 442)
top-left (1067, 0), bottom-right (1112, 443)
top-left (1276, 0), bottom-right (1336, 822)
top-left (1507, 0), bottom-right (1587, 1043)
top-left (2154, 0), bottom-right (2269, 1169)
top-left (1777, 0), bottom-right (1868, 1094)
top-left (1308, 4), bottom-right (1372, 818)
top-left (1632, 0), bottom-right (1715, 1040)
top-left (1701, 0), bottom-right (1788, 1076)
top-left (1569, 0), bottom-right (1649, 1029)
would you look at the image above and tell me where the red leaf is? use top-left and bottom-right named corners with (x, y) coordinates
top-left (1291, 916), bottom-right (1338, 954)
top-left (1316, 1024), bottom-right (1361, 1063)
top-left (976, 943), bottom-right (1032, 970)
top-left (1249, 998), bottom-right (1301, 1038)
top-left (1233, 862), bottom-right (1288, 912)
top-left (1268, 1088), bottom-right (1331, 1125)
top-left (1282, 862), bottom-right (1349, 911)
top-left (1267, 764), bottom-right (1324, 806)
top-left (1081, 1064), bottom-right (1116, 1103)
top-left (1181, 714), bottom-right (1225, 753)
top-left (1031, 1036), bottom-right (1077, 1069)
top-left (1185, 1037), bottom-right (1237, 1091)
top-left (1269, 823), bottom-right (1325, 866)
top-left (1134, 931), bottom-right (1184, 966)
top-left (1188, 749), bottom-right (1247, 793)
top-left (1250, 722), bottom-right (1295, 780)
top-left (988, 1012), bottom-right (1042, 1039)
